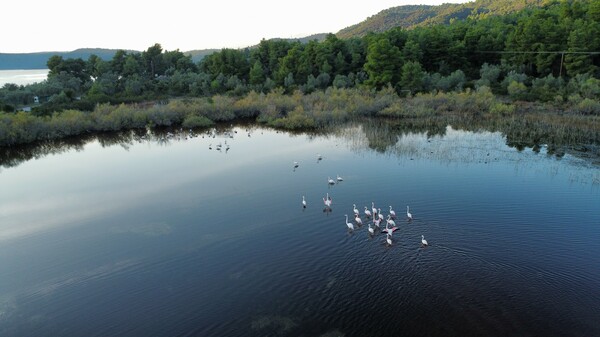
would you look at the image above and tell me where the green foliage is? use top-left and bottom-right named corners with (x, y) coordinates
top-left (475, 63), bottom-right (501, 89)
top-left (363, 36), bottom-right (402, 89)
top-left (530, 75), bottom-right (563, 102)
top-left (182, 115), bottom-right (214, 128)
top-left (507, 81), bottom-right (529, 100)
top-left (249, 61), bottom-right (266, 86)
top-left (2, 0), bottom-right (600, 146)
top-left (574, 98), bottom-right (600, 115)
top-left (399, 61), bottom-right (425, 94)
top-left (270, 106), bottom-right (316, 129)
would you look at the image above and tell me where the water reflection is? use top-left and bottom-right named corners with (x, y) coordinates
top-left (2, 118), bottom-right (598, 172)
top-left (1, 119), bottom-right (599, 336)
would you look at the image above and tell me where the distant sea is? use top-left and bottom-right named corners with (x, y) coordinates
top-left (0, 69), bottom-right (49, 86)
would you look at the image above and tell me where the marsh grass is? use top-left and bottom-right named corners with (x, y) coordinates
top-left (0, 87), bottom-right (598, 151)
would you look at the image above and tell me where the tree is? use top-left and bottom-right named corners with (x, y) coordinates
top-left (142, 43), bottom-right (165, 78)
top-left (565, 20), bottom-right (600, 76)
top-left (399, 61), bottom-right (424, 94)
top-left (401, 39), bottom-right (422, 63)
top-left (283, 73), bottom-right (295, 92)
top-left (111, 50), bottom-right (128, 76)
top-left (249, 60), bottom-right (265, 86)
top-left (364, 36), bottom-right (402, 89)
top-left (475, 63), bottom-right (501, 89)
top-left (87, 54), bottom-right (110, 79)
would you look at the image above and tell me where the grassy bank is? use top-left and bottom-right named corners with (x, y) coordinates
top-left (1, 87), bottom-right (599, 148)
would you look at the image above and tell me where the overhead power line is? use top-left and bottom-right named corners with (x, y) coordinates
top-left (475, 50), bottom-right (600, 77)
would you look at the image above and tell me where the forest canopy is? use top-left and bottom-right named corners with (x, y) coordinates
top-left (1, 0), bottom-right (599, 114)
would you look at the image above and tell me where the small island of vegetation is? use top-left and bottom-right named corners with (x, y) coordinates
top-left (0, 0), bottom-right (599, 149)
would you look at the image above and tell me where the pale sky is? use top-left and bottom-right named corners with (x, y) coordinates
top-left (1, 0), bottom-right (470, 53)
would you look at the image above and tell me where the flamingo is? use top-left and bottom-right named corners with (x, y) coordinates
top-left (372, 202), bottom-right (377, 217)
top-left (373, 217), bottom-right (381, 228)
top-left (353, 204), bottom-right (359, 216)
top-left (345, 214), bottom-right (354, 231)
top-left (382, 222), bottom-right (398, 236)
top-left (368, 223), bottom-right (374, 235)
top-left (386, 215), bottom-right (396, 227)
top-left (302, 196), bottom-right (306, 208)
top-left (421, 235), bottom-right (428, 246)
top-left (328, 177), bottom-right (335, 185)
top-left (389, 206), bottom-right (396, 218)
top-left (354, 215), bottom-right (363, 226)
top-left (323, 193), bottom-right (332, 208)
top-left (378, 208), bottom-right (384, 221)
top-left (386, 234), bottom-right (393, 246)
top-left (337, 174), bottom-right (343, 181)
top-left (364, 206), bottom-right (372, 218)
top-left (407, 206), bottom-right (413, 221)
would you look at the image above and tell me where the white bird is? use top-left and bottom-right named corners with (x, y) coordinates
top-left (336, 174), bottom-right (343, 181)
top-left (386, 215), bottom-right (396, 227)
top-left (353, 204), bottom-right (359, 216)
top-left (386, 234), bottom-right (392, 246)
top-left (345, 214), bottom-right (354, 231)
top-left (302, 196), bottom-right (306, 208)
top-left (328, 177), bottom-right (335, 185)
top-left (373, 217), bottom-right (381, 228)
top-left (421, 235), bottom-right (428, 246)
top-left (389, 206), bottom-right (396, 218)
top-left (372, 202), bottom-right (377, 217)
top-left (364, 206), bottom-right (372, 218)
top-left (323, 193), bottom-right (332, 208)
top-left (354, 214), bottom-right (363, 226)
top-left (407, 206), bottom-right (413, 221)
top-left (378, 208), bottom-right (384, 221)
top-left (368, 223), bottom-right (374, 235)
top-left (382, 222), bottom-right (398, 236)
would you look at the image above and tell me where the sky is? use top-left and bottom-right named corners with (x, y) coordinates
top-left (1, 0), bottom-right (470, 54)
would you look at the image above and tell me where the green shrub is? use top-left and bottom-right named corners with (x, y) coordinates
top-left (576, 98), bottom-right (600, 115)
top-left (182, 115), bottom-right (214, 128)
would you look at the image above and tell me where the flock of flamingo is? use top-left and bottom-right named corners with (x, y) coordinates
top-left (298, 155), bottom-right (429, 248)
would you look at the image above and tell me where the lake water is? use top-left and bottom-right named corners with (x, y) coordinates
top-left (0, 122), bottom-right (599, 336)
top-left (0, 69), bottom-right (49, 86)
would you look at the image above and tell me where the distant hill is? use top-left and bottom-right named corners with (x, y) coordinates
top-left (336, 0), bottom-right (548, 38)
top-left (184, 49), bottom-right (222, 63)
top-left (270, 33), bottom-right (330, 44)
top-left (0, 48), bottom-right (132, 70)
top-left (186, 34), bottom-right (329, 62)
top-left (0, 34), bottom-right (330, 69)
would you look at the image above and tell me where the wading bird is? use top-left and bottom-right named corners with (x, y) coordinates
top-left (345, 214), bottom-right (354, 231)
top-left (364, 206), bottom-right (372, 218)
top-left (323, 193), bottom-right (332, 208)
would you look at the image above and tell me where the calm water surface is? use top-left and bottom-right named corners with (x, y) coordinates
top-left (0, 69), bottom-right (49, 86)
top-left (0, 123), bottom-right (599, 336)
